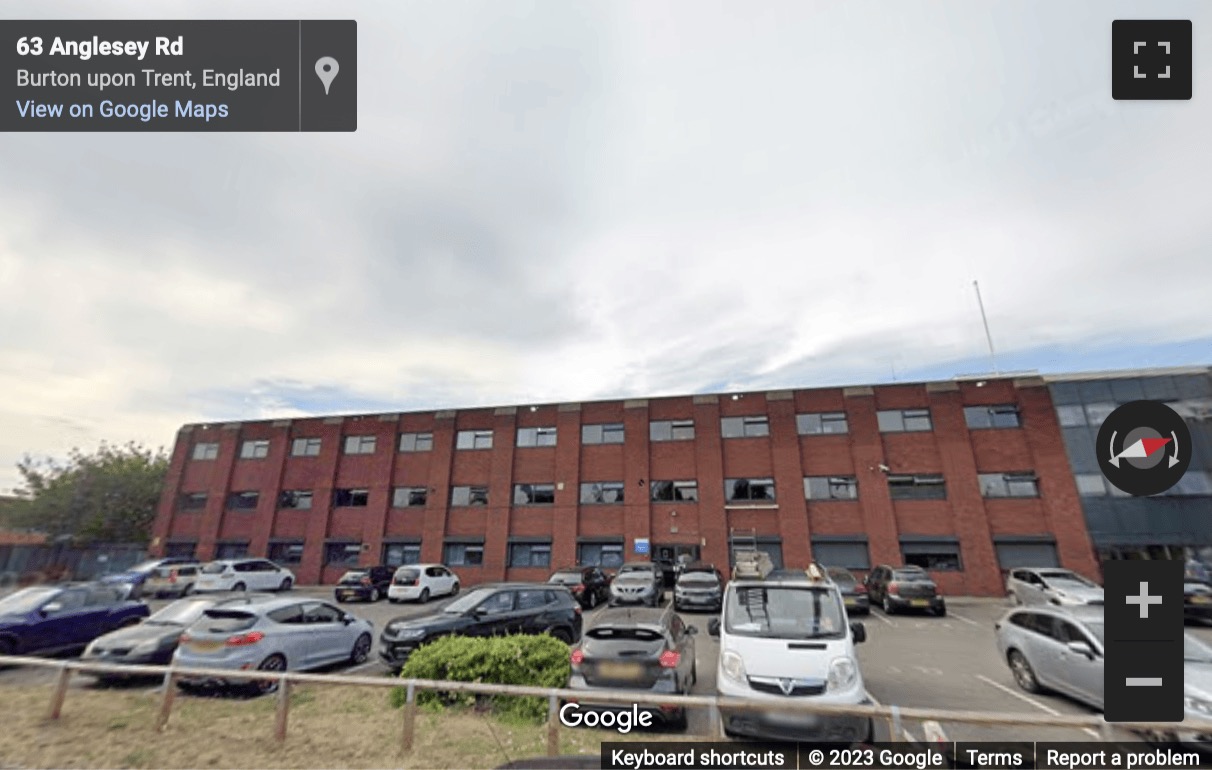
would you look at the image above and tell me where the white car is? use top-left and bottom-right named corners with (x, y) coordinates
top-left (386, 564), bottom-right (460, 603)
top-left (1005, 568), bottom-right (1104, 607)
top-left (194, 559), bottom-right (295, 593)
top-left (707, 563), bottom-right (873, 744)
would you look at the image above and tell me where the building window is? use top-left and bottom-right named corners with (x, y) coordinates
top-left (215, 542), bottom-right (248, 559)
top-left (721, 416), bottom-right (770, 438)
top-left (964, 405), bottom-right (1022, 429)
top-left (325, 542), bottom-right (362, 565)
top-left (344, 435), bottom-right (377, 455)
top-left (1056, 405), bottom-right (1087, 427)
top-left (508, 542), bottom-right (552, 568)
top-left (392, 487), bottom-right (428, 507)
top-left (192, 442), bottom-right (219, 461)
top-left (578, 542), bottom-right (624, 568)
top-left (582, 423), bottom-right (624, 444)
top-left (278, 490), bottom-right (313, 510)
top-left (900, 539), bottom-right (962, 571)
top-left (333, 488), bottom-right (369, 507)
top-left (1084, 403), bottom-right (1117, 428)
top-left (650, 419), bottom-right (695, 442)
top-left (291, 437), bottom-right (322, 456)
top-left (383, 542), bottom-right (421, 567)
top-left (994, 540), bottom-right (1059, 570)
top-left (887, 474), bottom-right (946, 500)
top-left (796, 412), bottom-right (849, 435)
top-left (451, 485), bottom-right (489, 506)
top-left (1074, 474), bottom-right (1107, 496)
top-left (456, 430), bottom-right (493, 450)
top-left (178, 492), bottom-right (208, 511)
top-left (165, 542), bottom-right (197, 559)
top-left (878, 409), bottom-right (933, 433)
top-left (979, 472), bottom-right (1040, 498)
top-left (650, 480), bottom-right (699, 502)
top-left (580, 482), bottom-right (624, 504)
top-left (513, 483), bottom-right (556, 505)
top-left (444, 542), bottom-right (484, 566)
top-left (725, 478), bottom-right (776, 502)
top-left (1167, 471), bottom-right (1212, 497)
top-left (517, 427), bottom-right (557, 447)
top-left (804, 476), bottom-right (859, 500)
top-left (399, 432), bottom-right (434, 452)
top-left (811, 539), bottom-right (870, 570)
top-left (268, 542), bottom-right (305, 564)
top-left (239, 439), bottom-right (270, 459)
top-left (226, 491), bottom-right (259, 510)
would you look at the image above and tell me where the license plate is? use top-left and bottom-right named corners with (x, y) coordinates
top-left (1193, 597), bottom-right (1210, 605)
top-left (339, 590), bottom-right (354, 598)
top-left (844, 598), bottom-right (857, 606)
top-left (597, 662), bottom-right (644, 680)
top-left (910, 599), bottom-right (929, 607)
top-left (189, 640), bottom-right (223, 653)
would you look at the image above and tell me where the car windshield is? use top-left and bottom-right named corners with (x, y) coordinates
top-left (586, 627), bottom-right (663, 641)
top-left (201, 562), bottom-right (229, 574)
top-left (1084, 621), bottom-right (1105, 646)
top-left (1040, 572), bottom-right (1096, 589)
top-left (339, 571), bottom-right (368, 583)
top-left (443, 587), bottom-right (497, 614)
top-left (549, 571), bottom-right (581, 584)
top-left (148, 599), bottom-right (214, 626)
top-left (827, 570), bottom-right (856, 587)
top-left (0, 587), bottom-right (60, 615)
top-left (893, 569), bottom-right (928, 580)
top-left (725, 585), bottom-right (845, 639)
top-left (619, 565), bottom-right (654, 575)
top-left (1186, 635), bottom-right (1212, 664)
top-left (679, 572), bottom-right (719, 586)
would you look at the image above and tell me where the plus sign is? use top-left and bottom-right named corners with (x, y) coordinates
top-left (1126, 581), bottom-right (1163, 619)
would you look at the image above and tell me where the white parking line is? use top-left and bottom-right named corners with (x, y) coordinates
top-left (975, 675), bottom-right (1099, 738)
top-left (950, 612), bottom-right (981, 628)
top-left (870, 611), bottom-right (895, 626)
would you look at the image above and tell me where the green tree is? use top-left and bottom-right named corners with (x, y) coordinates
top-left (13, 442), bottom-right (169, 544)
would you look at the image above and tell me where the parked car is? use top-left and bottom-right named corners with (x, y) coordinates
top-left (672, 564), bottom-right (723, 613)
top-left (173, 595), bottom-right (374, 694)
top-left (609, 562), bottom-right (663, 607)
top-left (334, 566), bottom-right (396, 603)
top-left (386, 564), bottom-right (460, 604)
top-left (98, 557), bottom-right (199, 598)
top-left (82, 595), bottom-right (240, 674)
top-left (1005, 567), bottom-right (1104, 607)
top-left (379, 583), bottom-right (582, 671)
top-left (143, 563), bottom-right (203, 599)
top-left (1186, 581), bottom-right (1212, 624)
top-left (548, 566), bottom-right (612, 609)
top-left (825, 567), bottom-right (870, 616)
top-left (865, 565), bottom-right (946, 616)
top-left (0, 583), bottom-right (150, 657)
top-left (193, 559), bottom-right (295, 593)
top-left (708, 563), bottom-right (872, 743)
top-left (566, 606), bottom-right (698, 729)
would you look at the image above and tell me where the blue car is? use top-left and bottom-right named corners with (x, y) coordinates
top-left (98, 557), bottom-right (199, 598)
top-left (0, 583), bottom-right (150, 657)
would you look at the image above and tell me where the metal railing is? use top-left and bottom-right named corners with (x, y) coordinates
top-left (1, 654), bottom-right (1207, 757)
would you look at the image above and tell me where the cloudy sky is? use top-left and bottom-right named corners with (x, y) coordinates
top-left (1, 0), bottom-right (1210, 492)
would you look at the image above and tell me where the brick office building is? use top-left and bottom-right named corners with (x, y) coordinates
top-left (148, 370), bottom-right (1132, 597)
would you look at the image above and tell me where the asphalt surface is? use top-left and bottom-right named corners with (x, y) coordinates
top-left (3, 586), bottom-right (1211, 746)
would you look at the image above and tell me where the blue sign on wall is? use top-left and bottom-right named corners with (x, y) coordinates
top-left (634, 538), bottom-right (650, 555)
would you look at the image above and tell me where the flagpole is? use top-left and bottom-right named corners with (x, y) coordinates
top-left (973, 280), bottom-right (999, 375)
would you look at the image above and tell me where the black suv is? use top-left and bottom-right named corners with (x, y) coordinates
top-left (379, 582), bottom-right (583, 671)
top-left (548, 566), bottom-right (612, 609)
top-left (865, 565), bottom-right (946, 616)
top-left (334, 565), bottom-right (396, 603)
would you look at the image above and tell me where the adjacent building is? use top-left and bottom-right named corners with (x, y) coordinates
top-left (148, 365), bottom-right (1212, 596)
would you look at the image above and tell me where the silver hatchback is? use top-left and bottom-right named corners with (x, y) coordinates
top-left (172, 594), bottom-right (374, 693)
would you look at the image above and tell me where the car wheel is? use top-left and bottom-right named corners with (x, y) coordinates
top-left (690, 662), bottom-right (697, 687)
top-left (180, 584), bottom-right (193, 597)
top-left (350, 633), bottom-right (372, 664)
top-left (418, 588), bottom-right (430, 604)
top-left (547, 628), bottom-right (572, 644)
top-left (278, 578), bottom-right (293, 592)
top-left (369, 588), bottom-right (380, 602)
top-left (335, 594), bottom-right (346, 604)
top-left (882, 597), bottom-right (895, 614)
top-left (232, 582), bottom-right (247, 592)
top-left (450, 583), bottom-right (460, 597)
top-left (251, 654), bottom-right (286, 695)
top-left (932, 603), bottom-right (947, 617)
top-left (1008, 650), bottom-right (1042, 694)
top-left (388, 597), bottom-right (400, 604)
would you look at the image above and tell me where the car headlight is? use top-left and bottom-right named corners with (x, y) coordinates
top-left (721, 650), bottom-right (746, 683)
top-left (389, 625), bottom-right (425, 639)
top-left (1186, 697), bottom-right (1212, 717)
top-left (827, 657), bottom-right (858, 691)
top-left (83, 640), bottom-right (99, 656)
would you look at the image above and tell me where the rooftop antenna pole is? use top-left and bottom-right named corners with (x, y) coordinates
top-left (973, 280), bottom-right (1000, 375)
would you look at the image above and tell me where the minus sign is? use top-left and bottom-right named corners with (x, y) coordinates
top-left (1125, 678), bottom-right (1164, 687)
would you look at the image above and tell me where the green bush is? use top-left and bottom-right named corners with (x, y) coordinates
top-left (390, 634), bottom-right (572, 723)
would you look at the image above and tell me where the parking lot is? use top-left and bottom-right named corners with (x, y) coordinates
top-left (2, 585), bottom-right (1207, 745)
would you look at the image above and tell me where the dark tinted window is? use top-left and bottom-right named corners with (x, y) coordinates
top-left (304, 603), bottom-right (342, 623)
top-left (194, 610), bottom-right (257, 633)
top-left (267, 605), bottom-right (306, 624)
top-left (477, 591), bottom-right (515, 615)
top-left (587, 626), bottom-right (663, 642)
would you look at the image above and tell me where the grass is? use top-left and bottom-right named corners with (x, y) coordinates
top-left (0, 683), bottom-right (690, 769)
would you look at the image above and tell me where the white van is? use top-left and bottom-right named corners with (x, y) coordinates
top-left (708, 564), bottom-right (873, 743)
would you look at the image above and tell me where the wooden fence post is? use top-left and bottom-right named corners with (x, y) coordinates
top-left (273, 677), bottom-right (291, 744)
top-left (400, 684), bottom-right (417, 753)
top-left (546, 694), bottom-right (560, 757)
top-left (155, 673), bottom-right (178, 732)
top-left (45, 663), bottom-right (73, 720)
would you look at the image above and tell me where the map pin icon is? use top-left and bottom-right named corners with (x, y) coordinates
top-left (315, 57), bottom-right (339, 95)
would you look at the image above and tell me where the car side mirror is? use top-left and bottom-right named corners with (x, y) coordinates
top-left (1066, 641), bottom-right (1094, 659)
top-left (342, 615), bottom-right (355, 625)
top-left (686, 626), bottom-right (699, 635)
top-left (41, 602), bottom-right (63, 615)
top-left (851, 622), bottom-right (867, 644)
top-left (707, 618), bottom-right (720, 637)
top-left (471, 607), bottom-right (488, 618)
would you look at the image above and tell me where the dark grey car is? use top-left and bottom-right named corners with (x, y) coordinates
top-left (826, 567), bottom-right (870, 616)
top-left (865, 565), bottom-right (945, 616)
